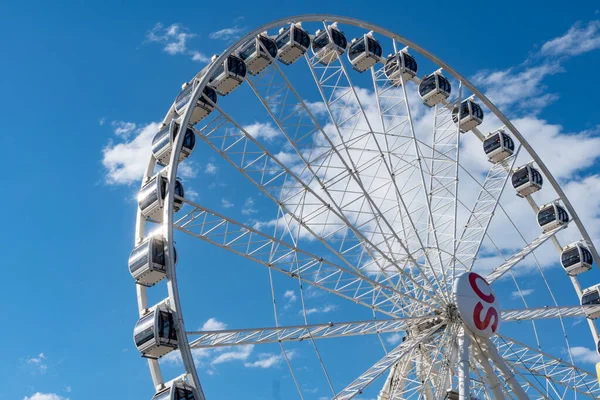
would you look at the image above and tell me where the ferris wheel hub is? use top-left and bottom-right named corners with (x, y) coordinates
top-left (453, 272), bottom-right (500, 338)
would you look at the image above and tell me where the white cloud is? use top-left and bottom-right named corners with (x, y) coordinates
top-left (386, 333), bottom-right (402, 345)
top-left (98, 117), bottom-right (106, 126)
top-left (191, 51), bottom-right (210, 63)
top-left (111, 120), bottom-right (137, 138)
top-left (302, 304), bottom-right (337, 316)
top-left (510, 288), bottom-right (535, 299)
top-left (147, 23), bottom-right (195, 55)
top-left (473, 63), bottom-right (562, 111)
top-left (209, 26), bottom-right (245, 41)
top-left (201, 317), bottom-right (227, 331)
top-left (26, 353), bottom-right (47, 373)
top-left (244, 350), bottom-right (295, 368)
top-left (241, 197), bottom-right (257, 215)
top-left (243, 122), bottom-right (280, 141)
top-left (24, 394), bottom-right (66, 400)
top-left (102, 122), bottom-right (160, 185)
top-left (211, 345), bottom-right (254, 365)
top-left (221, 198), bottom-right (234, 208)
top-left (204, 162), bottom-right (217, 175)
top-left (569, 346), bottom-right (600, 364)
top-left (284, 290), bottom-right (297, 303)
top-left (541, 20), bottom-right (600, 57)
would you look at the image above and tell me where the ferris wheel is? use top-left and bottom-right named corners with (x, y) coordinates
top-left (128, 14), bottom-right (600, 400)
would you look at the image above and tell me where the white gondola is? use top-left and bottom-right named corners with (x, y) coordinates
top-left (561, 242), bottom-right (593, 276)
top-left (581, 285), bottom-right (600, 319)
top-left (174, 80), bottom-right (217, 125)
top-left (483, 129), bottom-right (514, 163)
top-left (452, 98), bottom-right (484, 132)
top-left (384, 48), bottom-right (418, 86)
top-left (134, 302), bottom-right (178, 359)
top-left (129, 234), bottom-right (177, 287)
top-left (275, 23), bottom-right (311, 65)
top-left (445, 390), bottom-right (459, 400)
top-left (311, 22), bottom-right (348, 65)
top-left (152, 121), bottom-right (196, 166)
top-left (511, 164), bottom-right (543, 197)
top-left (208, 54), bottom-right (247, 96)
top-left (347, 32), bottom-right (382, 72)
top-left (237, 33), bottom-right (278, 76)
top-left (418, 70), bottom-right (451, 107)
top-left (152, 381), bottom-right (196, 400)
top-left (537, 202), bottom-right (569, 232)
top-left (138, 173), bottom-right (184, 221)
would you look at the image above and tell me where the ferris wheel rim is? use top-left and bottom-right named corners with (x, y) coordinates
top-left (131, 14), bottom-right (600, 399)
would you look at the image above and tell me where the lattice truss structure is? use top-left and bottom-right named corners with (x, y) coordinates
top-left (132, 16), bottom-right (600, 400)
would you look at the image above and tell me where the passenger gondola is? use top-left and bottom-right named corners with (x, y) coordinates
top-left (511, 165), bottom-right (543, 197)
top-left (134, 302), bottom-right (178, 359)
top-left (208, 54), bottom-right (247, 95)
top-left (445, 390), bottom-right (459, 400)
top-left (483, 129), bottom-right (515, 163)
top-left (452, 98), bottom-right (484, 132)
top-left (275, 23), bottom-right (311, 65)
top-left (537, 202), bottom-right (569, 232)
top-left (152, 121), bottom-right (196, 166)
top-left (237, 33), bottom-right (278, 76)
top-left (384, 49), bottom-right (418, 86)
top-left (138, 173), bottom-right (185, 221)
top-left (418, 70), bottom-right (451, 107)
top-left (311, 23), bottom-right (348, 65)
top-left (174, 80), bottom-right (217, 125)
top-left (581, 285), bottom-right (600, 319)
top-left (129, 234), bottom-right (177, 287)
top-left (152, 381), bottom-right (196, 400)
top-left (347, 32), bottom-right (382, 72)
top-left (561, 242), bottom-right (593, 276)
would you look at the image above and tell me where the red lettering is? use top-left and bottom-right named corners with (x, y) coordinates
top-left (473, 302), bottom-right (499, 333)
top-left (469, 273), bottom-right (495, 303)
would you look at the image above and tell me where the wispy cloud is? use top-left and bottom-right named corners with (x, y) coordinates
top-left (301, 304), bottom-right (337, 316)
top-left (211, 345), bottom-right (254, 365)
top-left (204, 162), bottom-right (217, 175)
top-left (241, 197), bottom-right (257, 215)
top-left (473, 20), bottom-right (600, 113)
top-left (111, 121), bottom-right (137, 138)
top-left (221, 198), bottom-right (234, 208)
top-left (26, 353), bottom-right (47, 373)
top-left (244, 350), bottom-right (295, 368)
top-left (569, 346), bottom-right (600, 364)
top-left (24, 393), bottom-right (67, 400)
top-left (541, 20), bottom-right (600, 57)
top-left (209, 26), bottom-right (245, 42)
top-left (147, 23), bottom-right (195, 55)
top-left (283, 289), bottom-right (297, 310)
top-left (146, 22), bottom-right (210, 63)
top-left (510, 288), bottom-right (535, 299)
top-left (386, 333), bottom-right (403, 345)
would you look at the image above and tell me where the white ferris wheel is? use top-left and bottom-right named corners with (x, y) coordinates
top-left (129, 14), bottom-right (600, 400)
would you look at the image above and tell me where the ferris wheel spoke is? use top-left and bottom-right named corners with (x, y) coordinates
top-left (495, 334), bottom-right (600, 397)
top-left (174, 199), bottom-right (440, 316)
top-left (471, 347), bottom-right (509, 400)
top-left (210, 60), bottom-right (447, 309)
top-left (332, 322), bottom-right (443, 400)
top-left (454, 146), bottom-right (521, 277)
top-left (414, 324), bottom-right (458, 399)
top-left (369, 53), bottom-right (451, 302)
top-left (186, 316), bottom-right (429, 348)
top-left (190, 102), bottom-right (445, 310)
top-left (485, 223), bottom-right (568, 283)
top-left (501, 304), bottom-right (600, 321)
top-left (304, 43), bottom-right (447, 302)
top-left (473, 336), bottom-right (530, 400)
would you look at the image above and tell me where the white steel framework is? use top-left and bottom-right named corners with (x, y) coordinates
top-left (130, 14), bottom-right (600, 400)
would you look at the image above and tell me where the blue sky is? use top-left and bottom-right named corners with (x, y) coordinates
top-left (1, 1), bottom-right (600, 399)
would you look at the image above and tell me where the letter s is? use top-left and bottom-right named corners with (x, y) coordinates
top-left (473, 302), bottom-right (499, 333)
